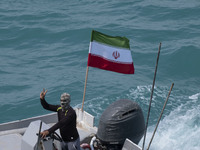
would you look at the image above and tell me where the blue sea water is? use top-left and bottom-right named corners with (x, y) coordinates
top-left (0, 0), bottom-right (200, 149)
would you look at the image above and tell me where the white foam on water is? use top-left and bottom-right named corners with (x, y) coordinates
top-left (189, 93), bottom-right (200, 100)
top-left (139, 93), bottom-right (200, 150)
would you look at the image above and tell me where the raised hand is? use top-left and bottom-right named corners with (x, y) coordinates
top-left (40, 88), bottom-right (48, 100)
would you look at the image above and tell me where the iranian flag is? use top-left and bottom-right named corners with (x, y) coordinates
top-left (87, 30), bottom-right (134, 74)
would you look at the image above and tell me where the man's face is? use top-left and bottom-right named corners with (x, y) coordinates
top-left (60, 99), bottom-right (68, 108)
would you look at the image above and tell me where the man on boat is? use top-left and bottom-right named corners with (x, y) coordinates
top-left (40, 89), bottom-right (80, 150)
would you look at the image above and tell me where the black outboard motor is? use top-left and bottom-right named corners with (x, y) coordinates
top-left (96, 99), bottom-right (145, 149)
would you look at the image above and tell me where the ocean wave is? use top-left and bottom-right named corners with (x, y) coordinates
top-left (189, 93), bottom-right (200, 100)
top-left (141, 96), bottom-right (200, 150)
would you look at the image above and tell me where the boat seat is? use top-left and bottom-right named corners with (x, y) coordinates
top-left (0, 133), bottom-right (22, 150)
top-left (122, 138), bottom-right (142, 150)
top-left (78, 127), bottom-right (96, 142)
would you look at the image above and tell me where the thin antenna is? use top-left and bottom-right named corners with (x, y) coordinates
top-left (36, 121), bottom-right (42, 150)
top-left (142, 43), bottom-right (162, 150)
top-left (147, 83), bottom-right (174, 150)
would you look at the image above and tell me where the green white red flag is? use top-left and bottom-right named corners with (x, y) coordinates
top-left (87, 30), bottom-right (134, 74)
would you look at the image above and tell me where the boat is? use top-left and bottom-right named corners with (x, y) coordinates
top-left (0, 99), bottom-right (145, 150)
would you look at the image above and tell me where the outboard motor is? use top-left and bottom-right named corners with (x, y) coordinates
top-left (96, 99), bottom-right (145, 149)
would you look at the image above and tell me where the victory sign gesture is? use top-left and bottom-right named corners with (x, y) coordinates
top-left (40, 88), bottom-right (48, 100)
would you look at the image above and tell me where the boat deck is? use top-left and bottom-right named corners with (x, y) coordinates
top-left (0, 126), bottom-right (96, 150)
top-left (0, 108), bottom-right (97, 150)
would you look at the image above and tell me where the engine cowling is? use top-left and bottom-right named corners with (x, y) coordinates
top-left (97, 99), bottom-right (145, 148)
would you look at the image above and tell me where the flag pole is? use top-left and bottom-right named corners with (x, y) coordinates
top-left (81, 66), bottom-right (89, 112)
top-left (142, 43), bottom-right (162, 150)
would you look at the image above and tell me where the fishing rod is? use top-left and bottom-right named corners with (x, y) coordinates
top-left (142, 43), bottom-right (162, 150)
top-left (147, 83), bottom-right (174, 150)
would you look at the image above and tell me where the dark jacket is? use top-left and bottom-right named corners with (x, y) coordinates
top-left (40, 98), bottom-right (79, 142)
